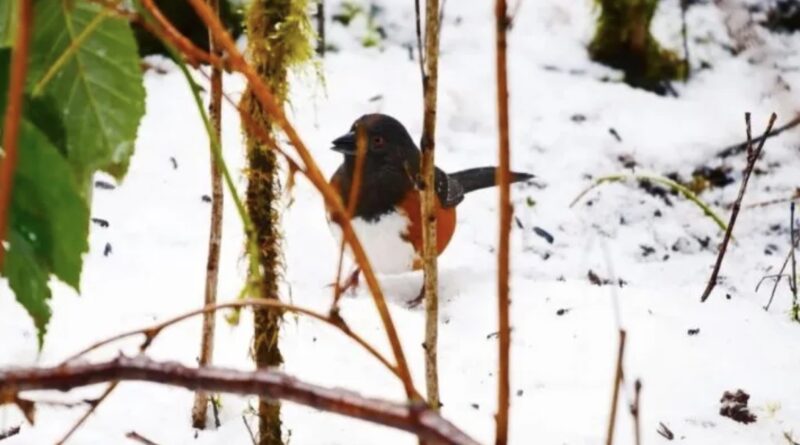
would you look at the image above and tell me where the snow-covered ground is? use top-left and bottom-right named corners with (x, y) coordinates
top-left (3, 0), bottom-right (800, 444)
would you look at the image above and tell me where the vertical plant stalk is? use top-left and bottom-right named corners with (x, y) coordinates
top-left (791, 202), bottom-right (798, 321)
top-left (240, 1), bottom-right (313, 442)
top-left (701, 112), bottom-right (777, 302)
top-left (191, 0), bottom-right (224, 429)
top-left (316, 0), bottom-right (325, 57)
top-left (494, 1), bottom-right (511, 444)
top-left (630, 379), bottom-right (642, 445)
top-left (419, 0), bottom-right (441, 414)
top-left (680, 0), bottom-right (690, 79)
top-left (0, 0), bottom-right (33, 269)
top-left (605, 329), bottom-right (626, 445)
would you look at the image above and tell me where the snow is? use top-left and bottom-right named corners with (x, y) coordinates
top-left (3, 0), bottom-right (800, 444)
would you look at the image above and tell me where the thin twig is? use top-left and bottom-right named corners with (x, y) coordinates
top-left (61, 299), bottom-right (411, 396)
top-left (789, 203), bottom-right (800, 321)
top-left (192, 0), bottom-right (224, 429)
top-left (0, 426), bottom-right (20, 441)
top-left (494, 0), bottom-right (512, 443)
top-left (414, 0), bottom-right (426, 83)
top-left (184, 0), bottom-right (417, 401)
top-left (0, 356), bottom-right (480, 445)
top-left (316, 0), bottom-right (325, 57)
top-left (762, 239), bottom-right (800, 311)
top-left (716, 114), bottom-right (800, 159)
top-left (680, 0), bottom-right (690, 79)
top-left (701, 112), bottom-right (777, 302)
top-left (125, 431), bottom-right (160, 445)
top-left (630, 379), bottom-right (642, 445)
top-left (242, 415), bottom-right (257, 445)
top-left (605, 330), bottom-right (627, 445)
top-left (0, 0), bottom-right (33, 269)
top-left (331, 125), bottom-right (368, 309)
top-left (56, 382), bottom-right (118, 445)
top-left (140, 0), bottom-right (224, 68)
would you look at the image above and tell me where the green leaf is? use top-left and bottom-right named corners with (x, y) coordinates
top-left (0, 48), bottom-right (9, 110)
top-left (28, 0), bottom-right (145, 183)
top-left (25, 94), bottom-right (68, 156)
top-left (9, 119), bottom-right (90, 291)
top-left (4, 230), bottom-right (53, 347)
top-left (0, 0), bottom-right (17, 47)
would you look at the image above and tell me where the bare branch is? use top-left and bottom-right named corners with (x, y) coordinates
top-left (701, 112), bottom-right (777, 302)
top-left (0, 356), bottom-right (479, 445)
top-left (494, 0), bottom-right (512, 443)
top-left (420, 0), bottom-right (442, 415)
top-left (605, 330), bottom-right (627, 445)
top-left (192, 0), bottom-right (225, 429)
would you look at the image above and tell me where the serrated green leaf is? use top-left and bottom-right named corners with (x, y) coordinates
top-left (0, 48), bottom-right (9, 110)
top-left (28, 0), bottom-right (145, 183)
top-left (10, 119), bottom-right (90, 290)
top-left (0, 0), bottom-right (18, 47)
top-left (25, 94), bottom-right (68, 156)
top-left (4, 230), bottom-right (53, 348)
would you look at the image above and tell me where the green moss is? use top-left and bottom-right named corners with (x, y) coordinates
top-left (589, 0), bottom-right (686, 94)
top-left (241, 2), bottom-right (314, 444)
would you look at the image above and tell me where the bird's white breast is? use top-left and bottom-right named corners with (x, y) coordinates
top-left (328, 212), bottom-right (418, 274)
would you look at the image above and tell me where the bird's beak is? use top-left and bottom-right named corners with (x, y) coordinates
top-left (331, 131), bottom-right (356, 155)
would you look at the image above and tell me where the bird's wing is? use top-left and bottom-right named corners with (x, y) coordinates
top-left (435, 168), bottom-right (464, 208)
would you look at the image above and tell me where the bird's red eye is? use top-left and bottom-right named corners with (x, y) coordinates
top-left (373, 136), bottom-right (384, 146)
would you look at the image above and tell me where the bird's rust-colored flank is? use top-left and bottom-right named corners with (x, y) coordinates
top-left (398, 190), bottom-right (456, 270)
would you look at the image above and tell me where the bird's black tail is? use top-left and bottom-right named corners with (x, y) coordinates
top-left (450, 167), bottom-right (534, 194)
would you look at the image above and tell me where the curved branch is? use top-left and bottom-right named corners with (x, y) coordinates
top-left (0, 355), bottom-right (479, 445)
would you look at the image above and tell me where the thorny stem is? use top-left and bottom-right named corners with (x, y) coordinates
top-left (0, 355), bottom-right (478, 445)
top-left (192, 0), bottom-right (224, 429)
top-left (0, 0), bottom-right (33, 270)
top-left (494, 0), bottom-right (512, 443)
top-left (701, 112), bottom-right (777, 302)
top-left (184, 0), bottom-right (417, 401)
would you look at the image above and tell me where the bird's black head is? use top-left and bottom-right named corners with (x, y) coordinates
top-left (331, 114), bottom-right (418, 162)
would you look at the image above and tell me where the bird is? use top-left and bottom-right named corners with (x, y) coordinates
top-left (326, 113), bottom-right (534, 297)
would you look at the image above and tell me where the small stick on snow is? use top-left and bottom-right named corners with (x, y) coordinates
top-left (789, 203), bottom-right (800, 321)
top-left (125, 431), bottom-right (160, 445)
top-left (242, 415), bottom-right (257, 445)
top-left (716, 114), bottom-right (800, 159)
top-left (701, 112), bottom-right (777, 302)
top-left (55, 381), bottom-right (118, 444)
top-left (630, 379), bottom-right (642, 445)
top-left (0, 426), bottom-right (20, 442)
top-left (605, 329), bottom-right (627, 445)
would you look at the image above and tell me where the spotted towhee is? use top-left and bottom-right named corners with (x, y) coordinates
top-left (327, 113), bottom-right (533, 290)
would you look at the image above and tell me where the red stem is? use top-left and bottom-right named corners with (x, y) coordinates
top-left (0, 0), bottom-right (34, 268)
